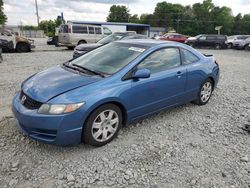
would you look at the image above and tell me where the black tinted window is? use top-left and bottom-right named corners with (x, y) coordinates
top-left (89, 27), bottom-right (94, 34)
top-left (95, 27), bottom-right (102, 34)
top-left (206, 36), bottom-right (216, 40)
top-left (182, 49), bottom-right (199, 64)
top-left (217, 36), bottom-right (226, 40)
top-left (72, 26), bottom-right (88, 34)
top-left (138, 48), bottom-right (181, 74)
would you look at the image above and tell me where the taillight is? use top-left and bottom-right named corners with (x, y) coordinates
top-left (68, 27), bottom-right (71, 33)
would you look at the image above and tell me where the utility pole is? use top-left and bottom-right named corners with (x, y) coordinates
top-left (35, 0), bottom-right (39, 27)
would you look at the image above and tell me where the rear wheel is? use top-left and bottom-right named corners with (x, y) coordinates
top-left (244, 45), bottom-right (250, 51)
top-left (215, 43), bottom-right (221, 49)
top-left (193, 78), bottom-right (213, 105)
top-left (227, 43), bottom-right (233, 49)
top-left (83, 104), bottom-right (122, 147)
top-left (16, 43), bottom-right (30, 53)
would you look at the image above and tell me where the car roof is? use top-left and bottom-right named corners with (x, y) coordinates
top-left (115, 39), bottom-right (176, 48)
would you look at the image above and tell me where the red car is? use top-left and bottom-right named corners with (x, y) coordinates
top-left (158, 33), bottom-right (188, 43)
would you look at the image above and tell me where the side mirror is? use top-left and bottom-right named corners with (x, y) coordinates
top-left (132, 68), bottom-right (150, 79)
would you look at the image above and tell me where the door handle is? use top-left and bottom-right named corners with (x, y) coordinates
top-left (176, 71), bottom-right (183, 78)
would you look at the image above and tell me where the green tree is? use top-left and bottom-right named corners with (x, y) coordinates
top-left (211, 6), bottom-right (233, 34)
top-left (0, 0), bottom-right (7, 24)
top-left (129, 14), bottom-right (140, 23)
top-left (107, 5), bottom-right (130, 22)
top-left (232, 13), bottom-right (243, 34)
top-left (241, 14), bottom-right (250, 34)
top-left (153, 2), bottom-right (185, 30)
top-left (39, 20), bottom-right (56, 37)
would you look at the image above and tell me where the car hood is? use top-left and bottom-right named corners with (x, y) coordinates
top-left (187, 37), bottom-right (197, 41)
top-left (75, 43), bottom-right (103, 51)
top-left (22, 65), bottom-right (102, 103)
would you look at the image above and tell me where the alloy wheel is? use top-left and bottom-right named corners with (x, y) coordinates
top-left (200, 81), bottom-right (212, 103)
top-left (91, 110), bottom-right (119, 142)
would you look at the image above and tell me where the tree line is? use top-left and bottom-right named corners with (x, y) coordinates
top-left (107, 0), bottom-right (250, 36)
top-left (0, 0), bottom-right (249, 36)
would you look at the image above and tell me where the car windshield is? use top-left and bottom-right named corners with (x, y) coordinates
top-left (194, 34), bottom-right (202, 38)
top-left (70, 42), bottom-right (146, 75)
top-left (97, 34), bottom-right (125, 44)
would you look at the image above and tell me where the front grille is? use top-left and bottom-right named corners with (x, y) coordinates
top-left (19, 90), bottom-right (42, 110)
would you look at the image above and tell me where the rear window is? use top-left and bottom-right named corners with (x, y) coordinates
top-left (95, 27), bottom-right (102, 35)
top-left (88, 27), bottom-right (94, 34)
top-left (59, 25), bottom-right (68, 33)
top-left (181, 48), bottom-right (199, 64)
top-left (72, 25), bottom-right (88, 34)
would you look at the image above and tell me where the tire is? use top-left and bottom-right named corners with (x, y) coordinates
top-left (227, 43), bottom-right (232, 49)
top-left (67, 46), bottom-right (74, 50)
top-left (16, 43), bottom-right (30, 53)
top-left (78, 40), bottom-right (86, 45)
top-left (193, 78), bottom-right (213, 106)
top-left (83, 104), bottom-right (122, 147)
top-left (244, 45), bottom-right (250, 51)
top-left (215, 43), bottom-right (221, 50)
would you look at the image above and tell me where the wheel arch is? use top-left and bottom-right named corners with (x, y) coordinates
top-left (207, 76), bottom-right (215, 90)
top-left (78, 40), bottom-right (87, 45)
top-left (83, 100), bottom-right (128, 127)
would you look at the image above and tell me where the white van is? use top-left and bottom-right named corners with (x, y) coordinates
top-left (58, 23), bottom-right (112, 49)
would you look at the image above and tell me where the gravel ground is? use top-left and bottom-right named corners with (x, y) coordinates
top-left (0, 39), bottom-right (249, 188)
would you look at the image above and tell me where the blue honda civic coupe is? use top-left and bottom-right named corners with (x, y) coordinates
top-left (12, 40), bottom-right (219, 146)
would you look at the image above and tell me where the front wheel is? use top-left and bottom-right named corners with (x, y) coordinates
top-left (215, 43), bottom-right (221, 49)
top-left (83, 104), bottom-right (122, 147)
top-left (16, 43), bottom-right (30, 53)
top-left (193, 79), bottom-right (213, 105)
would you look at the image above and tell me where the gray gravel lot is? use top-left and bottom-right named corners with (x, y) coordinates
top-left (0, 39), bottom-right (249, 188)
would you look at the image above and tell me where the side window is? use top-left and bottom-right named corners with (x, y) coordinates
top-left (88, 26), bottom-right (94, 34)
top-left (72, 25), bottom-right (88, 34)
top-left (82, 26), bottom-right (88, 34)
top-left (199, 36), bottom-right (206, 40)
top-left (207, 36), bottom-right (216, 40)
top-left (181, 48), bottom-right (199, 64)
top-left (95, 27), bottom-right (102, 35)
top-left (138, 48), bottom-right (181, 74)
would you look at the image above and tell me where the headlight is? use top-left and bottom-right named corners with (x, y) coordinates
top-left (38, 102), bottom-right (85, 115)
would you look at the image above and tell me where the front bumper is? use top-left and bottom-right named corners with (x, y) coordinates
top-left (12, 93), bottom-right (85, 146)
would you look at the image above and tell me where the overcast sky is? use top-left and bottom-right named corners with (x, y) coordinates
top-left (3, 0), bottom-right (250, 26)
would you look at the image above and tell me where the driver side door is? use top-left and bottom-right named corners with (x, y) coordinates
top-left (127, 47), bottom-right (187, 120)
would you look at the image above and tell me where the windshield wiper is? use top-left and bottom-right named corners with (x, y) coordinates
top-left (62, 62), bottom-right (87, 74)
top-left (71, 63), bottom-right (105, 78)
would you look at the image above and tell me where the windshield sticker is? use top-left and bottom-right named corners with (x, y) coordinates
top-left (128, 47), bottom-right (145, 53)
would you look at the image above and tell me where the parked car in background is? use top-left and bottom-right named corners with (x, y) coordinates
top-left (185, 34), bottom-right (227, 49)
top-left (12, 40), bottom-right (219, 146)
top-left (232, 36), bottom-right (250, 50)
top-left (0, 29), bottom-right (35, 52)
top-left (157, 33), bottom-right (188, 43)
top-left (58, 23), bottom-right (112, 49)
top-left (47, 36), bottom-right (58, 45)
top-left (73, 32), bottom-right (147, 58)
top-left (226, 35), bottom-right (250, 49)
